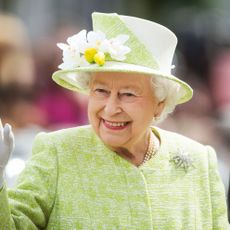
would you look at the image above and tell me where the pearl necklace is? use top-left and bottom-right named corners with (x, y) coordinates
top-left (138, 131), bottom-right (158, 167)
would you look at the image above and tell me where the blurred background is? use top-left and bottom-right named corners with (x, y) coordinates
top-left (0, 0), bottom-right (229, 219)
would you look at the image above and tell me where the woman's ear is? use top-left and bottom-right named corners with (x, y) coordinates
top-left (154, 100), bottom-right (165, 118)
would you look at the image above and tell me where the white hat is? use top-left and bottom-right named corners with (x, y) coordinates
top-left (52, 12), bottom-right (193, 104)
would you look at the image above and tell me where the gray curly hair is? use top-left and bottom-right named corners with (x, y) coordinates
top-left (150, 76), bottom-right (184, 124)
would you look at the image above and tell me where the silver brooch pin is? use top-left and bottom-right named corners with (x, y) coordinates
top-left (170, 149), bottom-right (195, 172)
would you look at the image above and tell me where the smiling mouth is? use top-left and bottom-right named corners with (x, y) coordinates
top-left (102, 119), bottom-right (130, 130)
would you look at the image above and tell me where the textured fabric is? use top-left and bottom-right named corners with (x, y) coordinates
top-left (0, 168), bottom-right (4, 188)
top-left (0, 125), bottom-right (229, 229)
top-left (92, 13), bottom-right (158, 69)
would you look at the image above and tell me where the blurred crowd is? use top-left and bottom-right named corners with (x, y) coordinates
top-left (0, 12), bottom-right (88, 186)
top-left (0, 11), bottom-right (229, 219)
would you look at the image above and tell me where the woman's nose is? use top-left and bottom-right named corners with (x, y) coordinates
top-left (104, 94), bottom-right (122, 115)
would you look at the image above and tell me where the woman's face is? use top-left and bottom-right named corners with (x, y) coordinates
top-left (88, 72), bottom-right (165, 150)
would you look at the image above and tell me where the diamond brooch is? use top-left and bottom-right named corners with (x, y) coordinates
top-left (170, 149), bottom-right (195, 172)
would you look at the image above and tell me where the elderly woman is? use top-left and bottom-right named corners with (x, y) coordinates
top-left (0, 12), bottom-right (229, 229)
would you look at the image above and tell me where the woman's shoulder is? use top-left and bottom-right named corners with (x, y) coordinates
top-left (154, 127), bottom-right (215, 164)
top-left (33, 125), bottom-right (96, 147)
top-left (38, 124), bottom-right (92, 136)
top-left (155, 127), bottom-right (206, 149)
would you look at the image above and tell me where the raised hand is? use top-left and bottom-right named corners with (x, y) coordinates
top-left (0, 119), bottom-right (14, 171)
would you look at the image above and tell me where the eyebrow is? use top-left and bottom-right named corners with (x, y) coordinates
top-left (91, 80), bottom-right (143, 93)
top-left (90, 82), bottom-right (109, 90)
top-left (119, 86), bottom-right (142, 94)
top-left (89, 80), bottom-right (106, 89)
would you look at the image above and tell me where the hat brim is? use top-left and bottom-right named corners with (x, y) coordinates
top-left (52, 61), bottom-right (193, 104)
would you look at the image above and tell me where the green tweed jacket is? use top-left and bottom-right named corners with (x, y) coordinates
top-left (0, 125), bottom-right (229, 229)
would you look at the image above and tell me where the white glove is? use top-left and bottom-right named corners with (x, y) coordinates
top-left (0, 119), bottom-right (15, 187)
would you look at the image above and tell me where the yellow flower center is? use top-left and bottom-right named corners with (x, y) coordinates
top-left (84, 48), bottom-right (97, 63)
top-left (94, 52), bottom-right (105, 66)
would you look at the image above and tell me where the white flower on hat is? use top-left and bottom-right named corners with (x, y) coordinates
top-left (66, 30), bottom-right (88, 53)
top-left (57, 45), bottom-right (89, 70)
top-left (87, 31), bottom-right (110, 53)
top-left (57, 29), bottom-right (131, 69)
top-left (57, 30), bottom-right (89, 70)
top-left (108, 35), bottom-right (131, 61)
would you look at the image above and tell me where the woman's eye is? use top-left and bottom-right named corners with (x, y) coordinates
top-left (123, 93), bottom-right (135, 97)
top-left (95, 88), bottom-right (107, 93)
top-left (119, 92), bottom-right (137, 102)
top-left (120, 92), bottom-right (136, 98)
top-left (93, 88), bottom-right (109, 97)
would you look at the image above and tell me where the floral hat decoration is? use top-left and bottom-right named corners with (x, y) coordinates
top-left (52, 12), bottom-right (193, 104)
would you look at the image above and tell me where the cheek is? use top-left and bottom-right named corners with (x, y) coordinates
top-left (129, 101), bottom-right (155, 126)
top-left (134, 100), bottom-right (155, 116)
top-left (88, 101), bottom-right (96, 120)
top-left (87, 99), bottom-right (103, 124)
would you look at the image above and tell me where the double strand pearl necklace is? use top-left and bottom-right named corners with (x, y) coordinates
top-left (138, 131), bottom-right (158, 167)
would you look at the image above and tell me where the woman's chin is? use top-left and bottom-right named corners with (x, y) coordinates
top-left (100, 134), bottom-right (127, 149)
